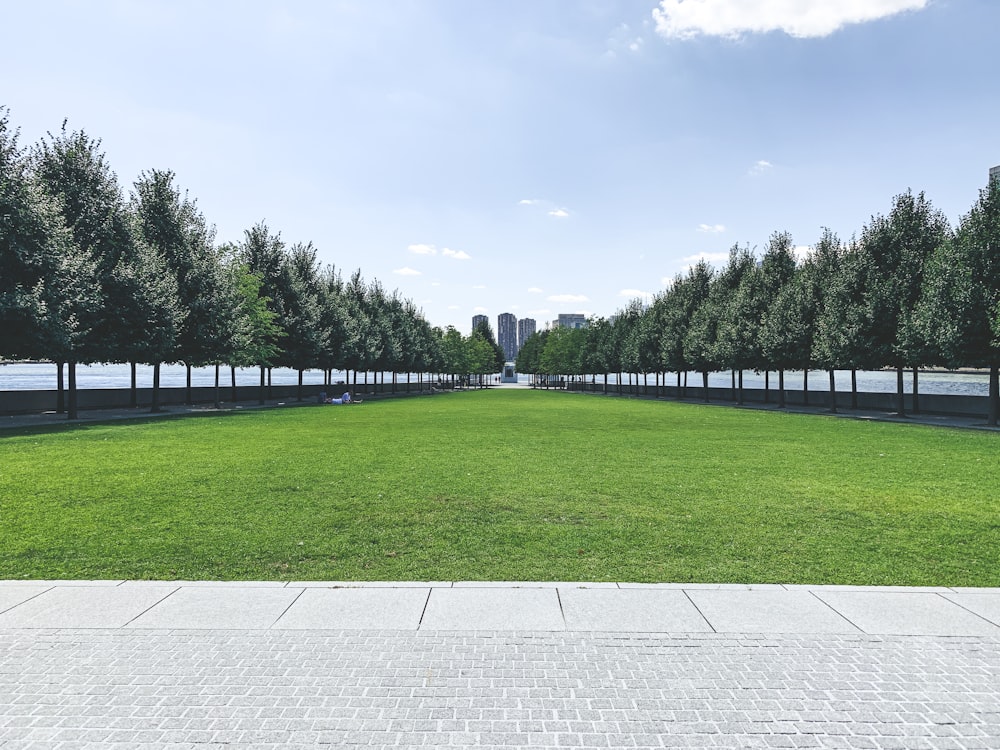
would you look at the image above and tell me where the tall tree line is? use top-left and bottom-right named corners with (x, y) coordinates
top-left (518, 186), bottom-right (1000, 425)
top-left (1, 111), bottom-right (449, 417)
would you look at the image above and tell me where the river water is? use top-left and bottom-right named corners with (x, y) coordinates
top-left (0, 362), bottom-right (991, 396)
top-left (0, 363), bottom-right (342, 391)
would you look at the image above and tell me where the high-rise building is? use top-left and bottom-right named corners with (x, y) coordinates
top-left (471, 314), bottom-right (488, 333)
top-left (497, 312), bottom-right (518, 361)
top-left (991, 165), bottom-right (1000, 184)
top-left (517, 318), bottom-right (536, 350)
top-left (556, 313), bottom-right (588, 329)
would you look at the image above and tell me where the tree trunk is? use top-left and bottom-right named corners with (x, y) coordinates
top-left (230, 366), bottom-right (237, 404)
top-left (214, 364), bottom-right (221, 409)
top-left (56, 361), bottom-right (65, 414)
top-left (185, 364), bottom-right (193, 405)
top-left (297, 368), bottom-right (304, 402)
top-left (778, 369), bottom-right (785, 408)
top-left (130, 362), bottom-right (137, 408)
top-left (895, 366), bottom-right (906, 417)
top-left (803, 369), bottom-right (809, 407)
top-left (764, 371), bottom-right (770, 405)
top-left (151, 362), bottom-right (161, 413)
top-left (702, 370), bottom-right (709, 402)
top-left (988, 365), bottom-right (999, 427)
top-left (67, 361), bottom-right (78, 420)
top-left (738, 370), bottom-right (744, 405)
top-left (730, 370), bottom-right (736, 401)
top-left (682, 370), bottom-right (687, 399)
top-left (258, 365), bottom-right (266, 405)
top-left (267, 367), bottom-right (272, 399)
top-left (603, 373), bottom-right (608, 394)
top-left (851, 369), bottom-right (858, 409)
top-left (912, 368), bottom-right (920, 414)
top-left (828, 369), bottom-right (837, 413)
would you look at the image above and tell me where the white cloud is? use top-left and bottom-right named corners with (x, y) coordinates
top-left (472, 284), bottom-right (487, 289)
top-left (442, 247), bottom-right (471, 260)
top-left (793, 245), bottom-right (812, 261)
top-left (652, 0), bottom-right (928, 40)
top-left (527, 287), bottom-right (544, 293)
top-left (408, 243), bottom-right (437, 255)
top-left (518, 198), bottom-right (540, 205)
top-left (547, 293), bottom-right (589, 303)
top-left (606, 22), bottom-right (646, 57)
top-left (393, 267), bottom-right (421, 276)
top-left (750, 160), bottom-right (773, 176)
top-left (620, 288), bottom-right (654, 300)
top-left (548, 208), bottom-right (570, 218)
top-left (447, 305), bottom-right (459, 310)
top-left (697, 223), bottom-right (726, 233)
top-left (473, 306), bottom-right (488, 313)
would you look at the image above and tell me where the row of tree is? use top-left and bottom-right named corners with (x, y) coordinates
top-left (517, 185), bottom-right (1000, 425)
top-left (0, 110), bottom-right (504, 418)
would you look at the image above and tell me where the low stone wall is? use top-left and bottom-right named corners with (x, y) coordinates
top-left (0, 380), bottom-right (437, 415)
top-left (563, 381), bottom-right (990, 419)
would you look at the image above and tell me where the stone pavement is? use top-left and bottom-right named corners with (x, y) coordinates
top-left (1, 581), bottom-right (998, 749)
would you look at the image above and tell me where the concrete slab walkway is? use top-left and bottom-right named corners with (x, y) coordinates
top-left (1, 580), bottom-right (998, 635)
top-left (2, 582), bottom-right (998, 749)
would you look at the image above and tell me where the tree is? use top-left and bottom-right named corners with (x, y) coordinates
top-left (760, 264), bottom-right (814, 407)
top-left (110, 234), bottom-right (184, 409)
top-left (581, 318), bottom-right (614, 392)
top-left (659, 260), bottom-right (713, 397)
top-left (32, 123), bottom-right (132, 418)
top-left (540, 325), bottom-right (585, 383)
top-left (856, 190), bottom-right (950, 415)
top-left (239, 222), bottom-right (287, 403)
top-left (131, 169), bottom-right (215, 410)
top-left (0, 109), bottom-right (68, 362)
top-left (615, 299), bottom-right (648, 391)
top-left (908, 178), bottom-right (1000, 424)
top-left (471, 319), bottom-right (504, 380)
top-left (814, 238), bottom-right (868, 409)
top-left (227, 262), bottom-right (281, 401)
top-left (276, 242), bottom-right (327, 400)
top-left (440, 326), bottom-right (470, 381)
top-left (684, 246), bottom-right (750, 401)
top-left (797, 228), bottom-right (844, 411)
top-left (316, 265), bottom-right (357, 385)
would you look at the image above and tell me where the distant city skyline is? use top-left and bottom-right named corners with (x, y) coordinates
top-left (497, 313), bottom-right (518, 361)
top-left (518, 318), bottom-right (537, 352)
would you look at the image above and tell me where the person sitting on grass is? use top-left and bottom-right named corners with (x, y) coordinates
top-left (323, 391), bottom-right (357, 405)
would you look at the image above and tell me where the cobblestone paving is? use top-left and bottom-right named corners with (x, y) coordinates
top-left (1, 630), bottom-right (997, 749)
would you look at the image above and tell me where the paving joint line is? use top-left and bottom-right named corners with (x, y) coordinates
top-left (270, 585), bottom-right (306, 628)
top-left (808, 589), bottom-right (864, 633)
top-left (122, 585), bottom-right (181, 627)
top-left (682, 589), bottom-right (716, 633)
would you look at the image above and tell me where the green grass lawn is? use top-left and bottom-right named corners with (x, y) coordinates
top-left (1, 388), bottom-right (997, 584)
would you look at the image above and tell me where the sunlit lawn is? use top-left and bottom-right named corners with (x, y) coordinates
top-left (0, 388), bottom-right (997, 584)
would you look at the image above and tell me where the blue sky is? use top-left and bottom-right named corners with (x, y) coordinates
top-left (3, 0), bottom-right (998, 332)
